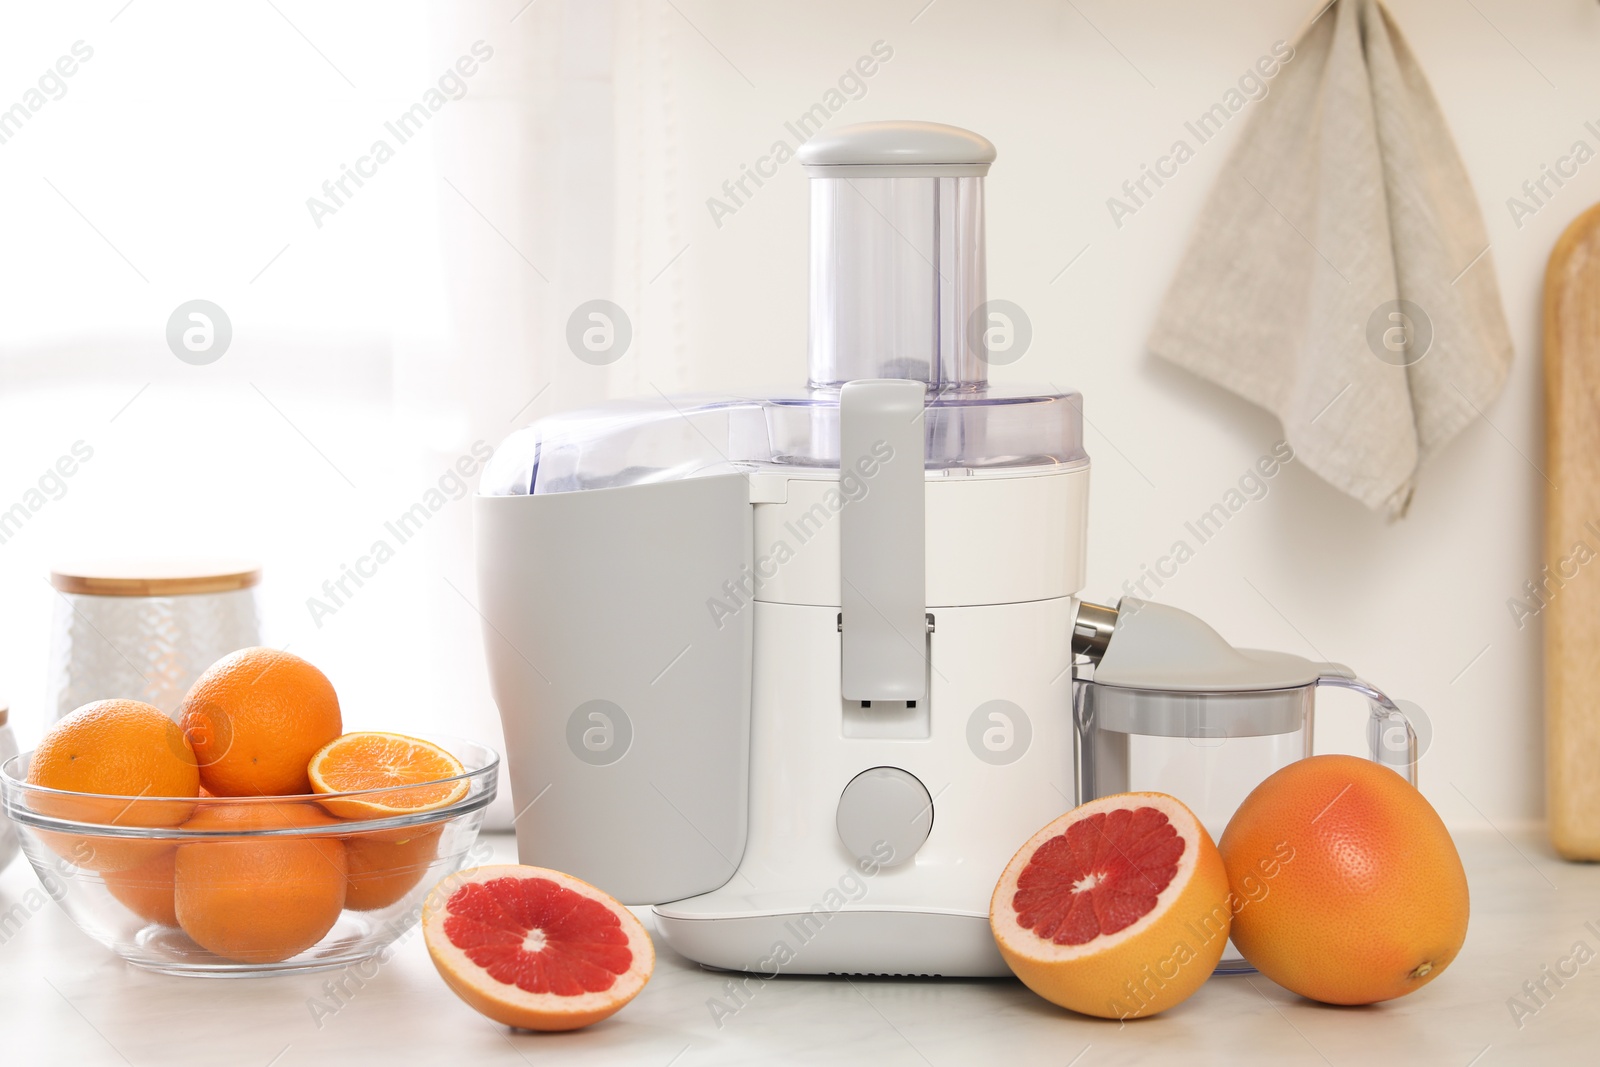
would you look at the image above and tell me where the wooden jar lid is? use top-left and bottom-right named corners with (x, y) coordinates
top-left (49, 560), bottom-right (262, 597)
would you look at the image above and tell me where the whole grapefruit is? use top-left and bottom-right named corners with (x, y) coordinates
top-left (1218, 754), bottom-right (1468, 1005)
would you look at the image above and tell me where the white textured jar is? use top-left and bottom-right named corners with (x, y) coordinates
top-left (46, 561), bottom-right (262, 720)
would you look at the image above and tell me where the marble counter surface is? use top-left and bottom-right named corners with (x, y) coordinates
top-left (0, 827), bottom-right (1590, 1066)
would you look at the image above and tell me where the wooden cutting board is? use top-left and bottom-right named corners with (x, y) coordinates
top-left (1545, 201), bottom-right (1600, 860)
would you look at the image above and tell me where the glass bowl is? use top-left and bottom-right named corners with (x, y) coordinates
top-left (0, 733), bottom-right (497, 977)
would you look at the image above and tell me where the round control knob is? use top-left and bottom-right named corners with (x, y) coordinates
top-left (836, 766), bottom-right (934, 868)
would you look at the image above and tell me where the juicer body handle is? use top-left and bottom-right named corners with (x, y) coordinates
top-left (1314, 668), bottom-right (1418, 786)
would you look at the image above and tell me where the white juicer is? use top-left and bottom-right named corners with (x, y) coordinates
top-left (476, 121), bottom-right (1091, 977)
top-left (475, 120), bottom-right (1422, 981)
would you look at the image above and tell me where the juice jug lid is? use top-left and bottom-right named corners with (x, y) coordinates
top-left (1093, 598), bottom-right (1327, 693)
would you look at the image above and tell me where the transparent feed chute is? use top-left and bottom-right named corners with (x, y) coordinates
top-left (481, 121), bottom-right (1085, 498)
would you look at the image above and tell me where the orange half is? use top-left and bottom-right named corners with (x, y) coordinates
top-left (308, 732), bottom-right (468, 820)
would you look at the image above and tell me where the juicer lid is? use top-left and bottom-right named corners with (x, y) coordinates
top-left (1093, 598), bottom-right (1334, 693)
top-left (798, 120), bottom-right (995, 177)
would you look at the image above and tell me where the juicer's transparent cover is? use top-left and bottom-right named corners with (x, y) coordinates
top-left (480, 388), bottom-right (1087, 496)
top-left (480, 121), bottom-right (1087, 497)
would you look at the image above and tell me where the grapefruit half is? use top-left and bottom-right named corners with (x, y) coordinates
top-left (423, 865), bottom-right (653, 1031)
top-left (990, 792), bottom-right (1232, 1020)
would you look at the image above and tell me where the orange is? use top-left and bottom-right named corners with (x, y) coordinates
top-left (104, 848), bottom-right (179, 927)
top-left (990, 793), bottom-right (1232, 1020)
top-left (174, 801), bottom-right (347, 964)
top-left (344, 823), bottom-right (444, 911)
top-left (177, 647), bottom-right (342, 796)
top-left (423, 865), bottom-right (654, 1031)
top-left (26, 699), bottom-right (199, 872)
top-left (308, 732), bottom-right (467, 820)
top-left (181, 798), bottom-right (343, 833)
top-left (1218, 754), bottom-right (1469, 1005)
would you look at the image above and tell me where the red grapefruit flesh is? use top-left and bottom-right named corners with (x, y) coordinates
top-left (423, 865), bottom-right (653, 1031)
top-left (990, 792), bottom-right (1232, 1019)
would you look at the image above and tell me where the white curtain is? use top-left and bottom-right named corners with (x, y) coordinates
top-left (426, 0), bottom-right (686, 823)
top-left (0, 0), bottom-right (682, 827)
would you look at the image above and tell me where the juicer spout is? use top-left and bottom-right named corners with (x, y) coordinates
top-left (1071, 600), bottom-right (1119, 658)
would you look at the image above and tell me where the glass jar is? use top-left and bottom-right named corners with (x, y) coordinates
top-left (46, 561), bottom-right (262, 720)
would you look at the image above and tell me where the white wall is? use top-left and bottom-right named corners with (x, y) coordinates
top-left (1, 0), bottom-right (1591, 830)
top-left (645, 0), bottom-right (1600, 825)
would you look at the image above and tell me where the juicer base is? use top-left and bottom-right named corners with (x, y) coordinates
top-left (652, 903), bottom-right (1010, 978)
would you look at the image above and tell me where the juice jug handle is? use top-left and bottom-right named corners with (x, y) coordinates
top-left (1313, 666), bottom-right (1418, 787)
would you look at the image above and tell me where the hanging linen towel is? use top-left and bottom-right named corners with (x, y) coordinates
top-left (1147, 0), bottom-right (1514, 518)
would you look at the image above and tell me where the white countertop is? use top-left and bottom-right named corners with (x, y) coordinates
top-left (0, 827), bottom-right (1590, 1066)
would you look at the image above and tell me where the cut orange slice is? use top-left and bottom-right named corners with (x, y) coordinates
top-left (307, 732), bottom-right (468, 820)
